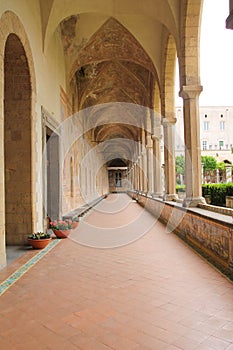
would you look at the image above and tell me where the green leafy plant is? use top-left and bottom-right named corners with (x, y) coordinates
top-left (202, 182), bottom-right (233, 207)
top-left (201, 155), bottom-right (217, 174)
top-left (176, 184), bottom-right (186, 193)
top-left (175, 155), bottom-right (185, 175)
top-left (28, 232), bottom-right (51, 240)
top-left (217, 161), bottom-right (226, 171)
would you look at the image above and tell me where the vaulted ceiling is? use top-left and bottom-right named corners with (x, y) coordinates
top-left (38, 0), bottom-right (202, 166)
top-left (61, 15), bottom-right (158, 164)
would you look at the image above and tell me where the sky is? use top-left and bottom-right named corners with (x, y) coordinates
top-left (176, 0), bottom-right (233, 107)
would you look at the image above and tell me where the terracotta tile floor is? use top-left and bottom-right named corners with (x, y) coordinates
top-left (0, 194), bottom-right (233, 350)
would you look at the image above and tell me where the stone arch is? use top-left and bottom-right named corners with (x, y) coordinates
top-left (180, 0), bottom-right (204, 86)
top-left (0, 11), bottom-right (37, 265)
top-left (162, 34), bottom-right (177, 120)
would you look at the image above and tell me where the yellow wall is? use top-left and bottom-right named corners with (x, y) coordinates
top-left (0, 0), bottom-right (66, 122)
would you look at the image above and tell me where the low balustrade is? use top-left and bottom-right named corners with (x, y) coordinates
top-left (128, 190), bottom-right (233, 280)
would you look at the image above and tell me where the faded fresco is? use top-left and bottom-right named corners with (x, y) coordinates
top-left (131, 193), bottom-right (232, 267)
top-left (180, 214), bottom-right (230, 261)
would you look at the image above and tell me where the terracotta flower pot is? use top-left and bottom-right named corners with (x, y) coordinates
top-left (53, 229), bottom-right (71, 238)
top-left (28, 238), bottom-right (52, 249)
top-left (72, 222), bottom-right (79, 229)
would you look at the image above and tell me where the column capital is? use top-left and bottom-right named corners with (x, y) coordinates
top-left (179, 85), bottom-right (203, 100)
top-left (146, 135), bottom-right (153, 148)
top-left (151, 133), bottom-right (162, 141)
top-left (162, 117), bottom-right (177, 127)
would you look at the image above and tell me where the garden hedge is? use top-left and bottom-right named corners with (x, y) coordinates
top-left (176, 183), bottom-right (233, 207)
top-left (202, 183), bottom-right (233, 207)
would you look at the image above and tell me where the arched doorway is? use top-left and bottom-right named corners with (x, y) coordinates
top-left (4, 33), bottom-right (32, 245)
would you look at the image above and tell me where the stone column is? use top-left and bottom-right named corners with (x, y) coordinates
top-left (146, 134), bottom-right (154, 195)
top-left (134, 164), bottom-right (137, 191)
top-left (202, 163), bottom-right (205, 184)
top-left (141, 130), bottom-right (147, 193)
top-left (131, 167), bottom-right (134, 190)
top-left (135, 161), bottom-right (139, 191)
top-left (226, 165), bottom-right (232, 183)
top-left (129, 167), bottom-right (132, 190)
top-left (163, 118), bottom-right (177, 201)
top-left (138, 141), bottom-right (142, 192)
top-left (133, 164), bottom-right (136, 190)
top-left (179, 85), bottom-right (205, 207)
top-left (152, 134), bottom-right (163, 197)
top-left (131, 166), bottom-right (134, 190)
top-left (138, 156), bottom-right (142, 191)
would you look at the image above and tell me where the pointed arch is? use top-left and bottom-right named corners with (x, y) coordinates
top-left (69, 17), bottom-right (157, 81)
top-left (180, 0), bottom-right (204, 86)
top-left (0, 11), bottom-right (37, 266)
top-left (162, 34), bottom-right (177, 121)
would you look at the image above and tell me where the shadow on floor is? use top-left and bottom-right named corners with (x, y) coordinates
top-left (6, 245), bottom-right (30, 265)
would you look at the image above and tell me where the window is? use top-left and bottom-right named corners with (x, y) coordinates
top-left (115, 172), bottom-right (122, 187)
top-left (204, 114), bottom-right (208, 118)
top-left (204, 121), bottom-right (209, 131)
top-left (220, 121), bottom-right (225, 130)
top-left (219, 140), bottom-right (224, 149)
top-left (226, 144), bottom-right (229, 149)
top-left (209, 144), bottom-right (212, 150)
top-left (220, 114), bottom-right (223, 118)
top-left (202, 140), bottom-right (207, 150)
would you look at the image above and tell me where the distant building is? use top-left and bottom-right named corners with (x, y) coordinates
top-left (175, 106), bottom-right (233, 163)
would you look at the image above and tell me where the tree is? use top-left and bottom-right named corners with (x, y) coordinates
top-left (201, 156), bottom-right (217, 173)
top-left (175, 155), bottom-right (185, 175)
top-left (217, 161), bottom-right (225, 171)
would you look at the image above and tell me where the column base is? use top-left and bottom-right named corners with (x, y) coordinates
top-left (182, 196), bottom-right (206, 208)
top-left (152, 192), bottom-right (163, 199)
top-left (163, 193), bottom-right (178, 201)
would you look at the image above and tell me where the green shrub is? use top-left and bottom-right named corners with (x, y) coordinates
top-left (176, 184), bottom-right (186, 193)
top-left (202, 182), bottom-right (233, 207)
top-left (202, 184), bottom-right (211, 197)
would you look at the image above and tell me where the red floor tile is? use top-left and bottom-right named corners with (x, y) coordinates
top-left (0, 194), bottom-right (232, 349)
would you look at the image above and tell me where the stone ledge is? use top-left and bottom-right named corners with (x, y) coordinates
top-left (198, 203), bottom-right (233, 217)
top-left (62, 195), bottom-right (105, 221)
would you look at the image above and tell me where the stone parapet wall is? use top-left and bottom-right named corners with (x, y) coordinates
top-left (198, 202), bottom-right (233, 216)
top-left (128, 191), bottom-right (233, 279)
top-left (226, 196), bottom-right (233, 209)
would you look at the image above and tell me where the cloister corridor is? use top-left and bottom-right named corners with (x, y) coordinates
top-left (0, 193), bottom-right (232, 350)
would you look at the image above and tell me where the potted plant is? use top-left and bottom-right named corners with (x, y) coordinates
top-left (50, 220), bottom-right (72, 238)
top-left (28, 232), bottom-right (52, 249)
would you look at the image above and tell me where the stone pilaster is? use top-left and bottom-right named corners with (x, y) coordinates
top-left (179, 85), bottom-right (205, 207)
